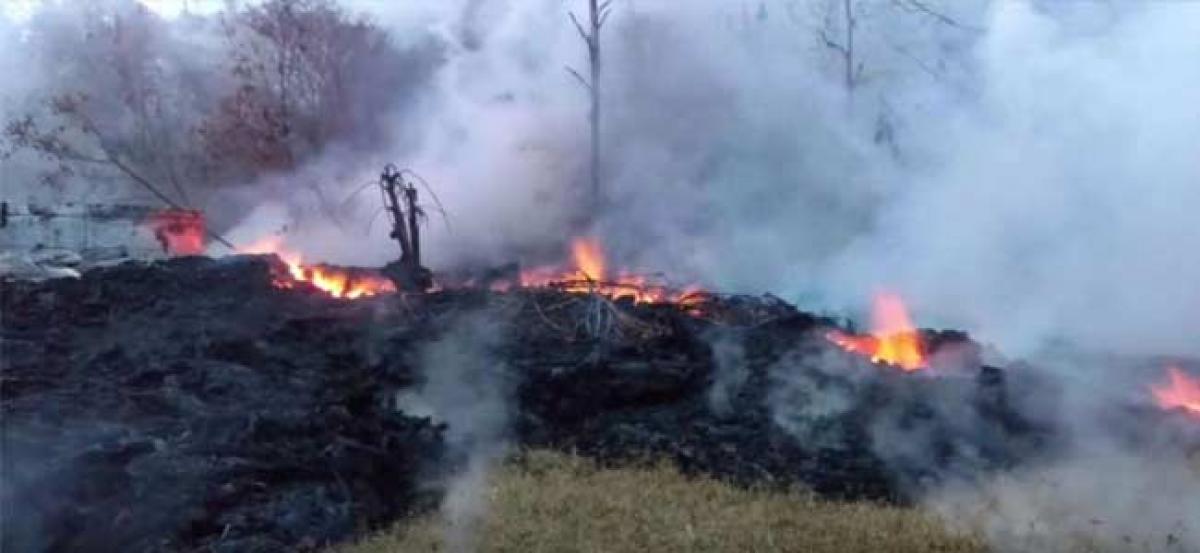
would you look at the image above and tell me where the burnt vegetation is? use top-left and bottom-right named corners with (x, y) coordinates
top-left (3, 255), bottom-right (1046, 551)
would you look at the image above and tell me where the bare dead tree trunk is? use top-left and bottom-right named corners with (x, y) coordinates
top-left (568, 0), bottom-right (613, 212)
top-left (819, 0), bottom-right (858, 97)
top-left (380, 166), bottom-right (412, 263)
top-left (588, 0), bottom-right (601, 209)
top-left (405, 184), bottom-right (421, 268)
top-left (379, 164), bottom-right (433, 291)
top-left (842, 0), bottom-right (855, 93)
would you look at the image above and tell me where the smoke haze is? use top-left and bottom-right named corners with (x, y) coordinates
top-left (338, 0), bottom-right (1200, 360)
top-left (7, 1), bottom-right (1196, 360)
top-left (4, 1), bottom-right (1200, 550)
top-left (395, 307), bottom-right (513, 552)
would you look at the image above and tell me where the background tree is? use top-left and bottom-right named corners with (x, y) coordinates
top-left (200, 0), bottom-right (434, 183)
top-left (795, 0), bottom-right (981, 97)
top-left (3, 0), bottom-right (442, 215)
top-left (2, 0), bottom-right (217, 205)
top-left (784, 0), bottom-right (982, 154)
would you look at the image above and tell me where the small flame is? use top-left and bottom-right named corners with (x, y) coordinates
top-left (148, 209), bottom-right (206, 256)
top-left (239, 236), bottom-right (395, 299)
top-left (827, 291), bottom-right (927, 371)
top-left (515, 237), bottom-right (700, 306)
top-left (572, 237), bottom-right (606, 282)
top-left (1151, 366), bottom-right (1200, 416)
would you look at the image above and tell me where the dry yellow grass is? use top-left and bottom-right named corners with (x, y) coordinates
top-left (339, 450), bottom-right (987, 553)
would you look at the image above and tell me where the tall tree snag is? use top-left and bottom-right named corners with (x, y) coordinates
top-left (819, 0), bottom-right (860, 95)
top-left (567, 0), bottom-right (614, 213)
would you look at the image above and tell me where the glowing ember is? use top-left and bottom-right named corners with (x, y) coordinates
top-left (239, 237), bottom-right (395, 299)
top-left (148, 209), bottom-right (206, 256)
top-left (517, 237), bottom-right (702, 306)
top-left (827, 291), bottom-right (927, 371)
top-left (1151, 366), bottom-right (1200, 416)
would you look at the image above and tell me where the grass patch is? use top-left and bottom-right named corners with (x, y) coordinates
top-left (339, 450), bottom-right (986, 553)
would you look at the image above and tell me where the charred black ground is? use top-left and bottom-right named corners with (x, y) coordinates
top-left (2, 255), bottom-right (1047, 552)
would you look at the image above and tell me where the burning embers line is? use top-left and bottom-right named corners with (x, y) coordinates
top-left (233, 234), bottom-right (1200, 422)
top-left (513, 237), bottom-right (706, 307)
top-left (239, 237), bottom-right (396, 299)
top-left (825, 292), bottom-right (1200, 421)
top-left (236, 235), bottom-right (703, 307)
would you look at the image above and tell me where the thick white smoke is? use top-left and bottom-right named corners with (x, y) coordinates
top-left (9, 3), bottom-right (1198, 357)
top-left (822, 1), bottom-right (1200, 358)
top-left (341, 0), bottom-right (1200, 362)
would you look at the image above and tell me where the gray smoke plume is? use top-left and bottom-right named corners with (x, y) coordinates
top-left (395, 307), bottom-right (513, 552)
top-left (706, 329), bottom-right (749, 418)
top-left (819, 2), bottom-right (1200, 359)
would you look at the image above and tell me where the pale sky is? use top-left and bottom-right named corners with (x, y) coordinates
top-left (2, 0), bottom-right (227, 22)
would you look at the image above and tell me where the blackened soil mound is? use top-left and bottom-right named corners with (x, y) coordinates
top-left (1, 256), bottom-right (1043, 552)
top-left (2, 257), bottom-right (443, 552)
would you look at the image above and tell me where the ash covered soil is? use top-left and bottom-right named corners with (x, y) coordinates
top-left (2, 255), bottom-right (1046, 552)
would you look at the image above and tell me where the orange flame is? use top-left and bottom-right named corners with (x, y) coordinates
top-left (572, 237), bottom-right (606, 282)
top-left (239, 237), bottom-right (395, 299)
top-left (515, 237), bottom-right (701, 306)
top-left (148, 209), bottom-right (206, 256)
top-left (1151, 366), bottom-right (1200, 416)
top-left (827, 291), bottom-right (927, 371)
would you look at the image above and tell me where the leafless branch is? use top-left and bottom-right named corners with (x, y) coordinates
top-left (5, 97), bottom-right (237, 248)
top-left (566, 66), bottom-right (593, 91)
top-left (399, 168), bottom-right (452, 232)
top-left (598, 0), bottom-right (615, 27)
top-left (891, 0), bottom-right (984, 33)
top-left (569, 12), bottom-right (590, 42)
top-left (818, 30), bottom-right (848, 55)
top-left (599, 7), bottom-right (613, 28)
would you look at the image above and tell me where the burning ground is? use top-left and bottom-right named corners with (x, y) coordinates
top-left (0, 253), bottom-right (1018, 551)
top-left (4, 250), bottom-right (1199, 551)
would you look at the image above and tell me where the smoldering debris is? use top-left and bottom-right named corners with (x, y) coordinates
top-left (0, 255), bottom-right (1087, 551)
top-left (0, 256), bottom-right (445, 552)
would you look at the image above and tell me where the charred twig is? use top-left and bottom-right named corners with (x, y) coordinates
top-left (540, 295), bottom-right (584, 313)
top-left (399, 169), bottom-right (451, 233)
top-left (530, 295), bottom-right (574, 336)
top-left (580, 292), bottom-right (617, 341)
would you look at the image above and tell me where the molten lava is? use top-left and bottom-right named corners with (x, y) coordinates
top-left (239, 237), bottom-right (395, 299)
top-left (1151, 366), bottom-right (1200, 416)
top-left (517, 237), bottom-right (703, 306)
top-left (827, 291), bottom-right (927, 371)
